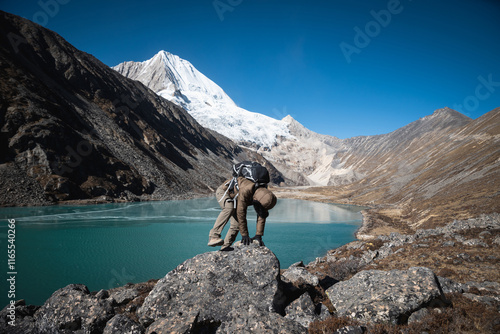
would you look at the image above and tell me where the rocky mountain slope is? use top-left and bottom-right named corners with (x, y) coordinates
top-left (289, 107), bottom-right (500, 229)
top-left (0, 11), bottom-right (285, 206)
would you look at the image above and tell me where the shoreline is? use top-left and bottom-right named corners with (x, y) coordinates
top-left (271, 186), bottom-right (381, 241)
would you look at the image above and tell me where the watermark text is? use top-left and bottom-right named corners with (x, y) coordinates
top-left (6, 219), bottom-right (17, 327)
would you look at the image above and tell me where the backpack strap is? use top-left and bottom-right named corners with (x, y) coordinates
top-left (218, 178), bottom-right (235, 203)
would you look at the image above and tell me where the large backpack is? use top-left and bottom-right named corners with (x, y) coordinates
top-left (232, 161), bottom-right (270, 187)
top-left (219, 161), bottom-right (270, 205)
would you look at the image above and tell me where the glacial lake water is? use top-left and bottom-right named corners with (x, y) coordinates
top-left (0, 197), bottom-right (364, 307)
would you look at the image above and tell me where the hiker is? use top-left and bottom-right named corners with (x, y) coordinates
top-left (208, 173), bottom-right (277, 251)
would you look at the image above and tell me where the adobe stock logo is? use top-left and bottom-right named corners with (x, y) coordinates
top-left (213, 0), bottom-right (243, 21)
top-left (33, 0), bottom-right (71, 27)
top-left (453, 74), bottom-right (500, 114)
top-left (339, 0), bottom-right (412, 64)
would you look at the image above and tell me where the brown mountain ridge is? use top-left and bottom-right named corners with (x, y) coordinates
top-left (0, 10), bottom-right (283, 206)
top-left (279, 107), bottom-right (499, 231)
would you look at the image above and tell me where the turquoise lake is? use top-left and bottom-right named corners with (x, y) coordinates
top-left (0, 198), bottom-right (364, 307)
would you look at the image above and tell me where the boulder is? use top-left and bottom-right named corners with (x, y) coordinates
top-left (334, 326), bottom-right (367, 334)
top-left (137, 244), bottom-right (283, 329)
top-left (109, 287), bottom-right (140, 305)
top-left (144, 312), bottom-right (199, 334)
top-left (0, 299), bottom-right (38, 334)
top-left (285, 292), bottom-right (319, 328)
top-left (407, 308), bottom-right (430, 324)
top-left (33, 284), bottom-right (114, 333)
top-left (216, 305), bottom-right (307, 333)
top-left (103, 314), bottom-right (144, 334)
top-left (326, 267), bottom-right (445, 324)
top-left (281, 265), bottom-right (319, 289)
top-left (437, 276), bottom-right (466, 294)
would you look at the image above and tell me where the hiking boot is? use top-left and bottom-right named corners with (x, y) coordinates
top-left (220, 246), bottom-right (234, 252)
top-left (208, 238), bottom-right (224, 247)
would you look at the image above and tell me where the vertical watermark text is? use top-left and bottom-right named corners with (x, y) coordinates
top-left (6, 219), bottom-right (17, 327)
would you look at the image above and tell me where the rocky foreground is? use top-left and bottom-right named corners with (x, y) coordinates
top-left (1, 215), bottom-right (499, 333)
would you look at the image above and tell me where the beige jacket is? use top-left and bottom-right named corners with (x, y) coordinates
top-left (222, 177), bottom-right (266, 236)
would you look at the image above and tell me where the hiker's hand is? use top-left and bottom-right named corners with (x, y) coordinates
top-left (251, 235), bottom-right (264, 246)
top-left (241, 236), bottom-right (251, 245)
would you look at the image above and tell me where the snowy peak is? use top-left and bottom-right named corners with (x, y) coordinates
top-left (113, 51), bottom-right (293, 148)
top-left (113, 50), bottom-right (236, 111)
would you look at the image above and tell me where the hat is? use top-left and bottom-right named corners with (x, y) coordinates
top-left (253, 188), bottom-right (277, 210)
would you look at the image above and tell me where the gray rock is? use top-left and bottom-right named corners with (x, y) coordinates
top-left (346, 241), bottom-right (365, 250)
top-left (289, 261), bottom-right (305, 268)
top-left (138, 244), bottom-right (281, 328)
top-left (0, 299), bottom-right (38, 334)
top-left (110, 288), bottom-right (139, 305)
top-left (479, 231), bottom-right (492, 238)
top-left (407, 308), bottom-right (430, 324)
top-left (437, 276), bottom-right (466, 294)
top-left (216, 305), bottom-right (307, 334)
top-left (361, 250), bottom-right (378, 265)
top-left (462, 293), bottom-right (500, 308)
top-left (333, 325), bottom-right (366, 334)
top-left (463, 239), bottom-right (489, 247)
top-left (326, 267), bottom-right (445, 324)
top-left (34, 284), bottom-right (114, 333)
top-left (318, 303), bottom-right (331, 321)
top-left (103, 314), bottom-right (144, 334)
top-left (281, 266), bottom-right (319, 288)
top-left (95, 289), bottom-right (109, 300)
top-left (145, 312), bottom-right (199, 334)
top-left (285, 293), bottom-right (318, 328)
top-left (465, 281), bottom-right (500, 294)
top-left (493, 236), bottom-right (500, 246)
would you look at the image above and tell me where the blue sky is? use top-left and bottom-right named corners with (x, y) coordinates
top-left (2, 0), bottom-right (499, 138)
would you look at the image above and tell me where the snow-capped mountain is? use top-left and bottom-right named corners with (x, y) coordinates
top-left (113, 50), bottom-right (358, 186)
top-left (113, 51), bottom-right (292, 148)
top-left (113, 51), bottom-right (487, 192)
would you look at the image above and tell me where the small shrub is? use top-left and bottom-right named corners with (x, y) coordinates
top-left (308, 316), bottom-right (355, 334)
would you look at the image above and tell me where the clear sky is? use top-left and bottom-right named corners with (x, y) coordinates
top-left (2, 0), bottom-right (499, 138)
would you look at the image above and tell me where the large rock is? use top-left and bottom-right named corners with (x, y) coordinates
top-left (217, 305), bottom-right (307, 333)
top-left (137, 244), bottom-right (285, 329)
top-left (285, 293), bottom-right (320, 328)
top-left (0, 299), bottom-right (38, 334)
top-left (33, 284), bottom-right (114, 333)
top-left (326, 267), bottom-right (445, 324)
top-left (145, 312), bottom-right (199, 334)
top-left (103, 314), bottom-right (144, 334)
top-left (281, 262), bottom-right (319, 289)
